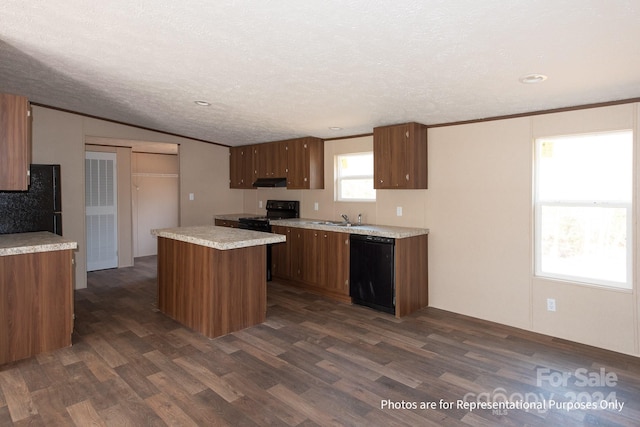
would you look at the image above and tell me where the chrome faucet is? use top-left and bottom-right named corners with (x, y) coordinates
top-left (358, 213), bottom-right (362, 225)
top-left (341, 214), bottom-right (349, 223)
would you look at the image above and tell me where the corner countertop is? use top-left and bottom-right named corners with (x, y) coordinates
top-left (152, 225), bottom-right (285, 250)
top-left (0, 231), bottom-right (78, 256)
top-left (270, 218), bottom-right (429, 239)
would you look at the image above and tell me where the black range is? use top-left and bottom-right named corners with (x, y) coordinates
top-left (238, 200), bottom-right (300, 280)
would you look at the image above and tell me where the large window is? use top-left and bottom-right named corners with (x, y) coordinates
top-left (335, 152), bottom-right (376, 201)
top-left (534, 130), bottom-right (633, 289)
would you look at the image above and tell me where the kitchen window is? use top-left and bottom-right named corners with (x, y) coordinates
top-left (534, 130), bottom-right (633, 289)
top-left (335, 152), bottom-right (376, 201)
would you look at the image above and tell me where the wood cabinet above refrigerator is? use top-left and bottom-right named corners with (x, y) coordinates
top-left (0, 93), bottom-right (31, 190)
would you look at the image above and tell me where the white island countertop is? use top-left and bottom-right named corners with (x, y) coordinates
top-left (152, 225), bottom-right (286, 250)
top-left (0, 231), bottom-right (78, 256)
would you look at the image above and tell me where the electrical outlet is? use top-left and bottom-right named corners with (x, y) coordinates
top-left (314, 202), bottom-right (319, 211)
top-left (547, 298), bottom-right (556, 312)
top-left (259, 200), bottom-right (263, 208)
top-left (396, 206), bottom-right (403, 216)
top-left (189, 193), bottom-right (194, 201)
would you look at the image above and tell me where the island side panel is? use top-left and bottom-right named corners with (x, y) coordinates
top-left (209, 244), bottom-right (266, 338)
top-left (395, 234), bottom-right (429, 318)
top-left (0, 249), bottom-right (73, 365)
top-left (157, 237), bottom-right (267, 338)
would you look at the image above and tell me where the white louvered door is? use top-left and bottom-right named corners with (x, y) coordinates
top-left (85, 151), bottom-right (118, 271)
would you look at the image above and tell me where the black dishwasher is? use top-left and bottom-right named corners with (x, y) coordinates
top-left (349, 234), bottom-right (395, 314)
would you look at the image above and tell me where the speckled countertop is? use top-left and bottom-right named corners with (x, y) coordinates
top-left (152, 225), bottom-right (285, 250)
top-left (0, 231), bottom-right (78, 256)
top-left (270, 218), bottom-right (429, 239)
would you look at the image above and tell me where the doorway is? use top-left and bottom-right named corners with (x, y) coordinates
top-left (85, 151), bottom-right (118, 271)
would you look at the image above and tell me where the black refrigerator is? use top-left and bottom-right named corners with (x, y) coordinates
top-left (0, 164), bottom-right (62, 236)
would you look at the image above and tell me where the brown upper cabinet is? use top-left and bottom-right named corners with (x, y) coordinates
top-left (0, 93), bottom-right (32, 190)
top-left (229, 136), bottom-right (324, 189)
top-left (373, 122), bottom-right (427, 189)
top-left (229, 145), bottom-right (255, 189)
top-left (286, 137), bottom-right (324, 189)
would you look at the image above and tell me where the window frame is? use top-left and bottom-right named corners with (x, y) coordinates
top-left (533, 130), bottom-right (633, 290)
top-left (334, 152), bottom-right (376, 202)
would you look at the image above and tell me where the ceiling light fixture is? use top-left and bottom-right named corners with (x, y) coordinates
top-left (329, 126), bottom-right (343, 131)
top-left (519, 74), bottom-right (548, 84)
top-left (194, 100), bottom-right (211, 106)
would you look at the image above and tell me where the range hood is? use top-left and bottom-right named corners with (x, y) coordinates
top-left (252, 177), bottom-right (287, 188)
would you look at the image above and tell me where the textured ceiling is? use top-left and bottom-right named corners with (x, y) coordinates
top-left (1, 1), bottom-right (639, 146)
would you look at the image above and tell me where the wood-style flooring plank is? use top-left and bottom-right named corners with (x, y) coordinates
top-left (66, 399), bottom-right (107, 427)
top-left (145, 392), bottom-right (199, 427)
top-left (173, 356), bottom-right (244, 403)
top-left (0, 369), bottom-right (37, 422)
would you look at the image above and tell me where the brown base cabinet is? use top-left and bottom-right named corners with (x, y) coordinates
top-left (0, 250), bottom-right (74, 365)
top-left (271, 226), bottom-right (350, 302)
top-left (394, 234), bottom-right (429, 317)
top-left (272, 226), bottom-right (429, 317)
top-left (214, 219), bottom-right (240, 228)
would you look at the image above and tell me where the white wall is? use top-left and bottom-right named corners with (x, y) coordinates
top-left (427, 104), bottom-right (638, 356)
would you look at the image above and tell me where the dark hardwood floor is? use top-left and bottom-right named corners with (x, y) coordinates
top-left (1, 255), bottom-right (639, 426)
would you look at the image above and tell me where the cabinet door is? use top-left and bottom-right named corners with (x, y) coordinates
top-left (0, 93), bottom-right (31, 190)
top-left (302, 229), bottom-right (322, 285)
top-left (273, 141), bottom-right (288, 178)
top-left (286, 137), bottom-right (324, 189)
top-left (323, 231), bottom-right (350, 296)
top-left (271, 226), bottom-right (291, 279)
top-left (229, 146), bottom-right (254, 188)
top-left (404, 122), bottom-right (428, 188)
top-left (290, 228), bottom-right (304, 280)
top-left (374, 123), bottom-right (409, 189)
top-left (256, 141), bottom-right (288, 178)
top-left (286, 139), bottom-right (307, 188)
top-left (373, 122), bottom-right (427, 189)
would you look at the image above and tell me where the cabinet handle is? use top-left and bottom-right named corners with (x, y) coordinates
top-left (406, 131), bottom-right (409, 138)
top-left (406, 174), bottom-right (409, 181)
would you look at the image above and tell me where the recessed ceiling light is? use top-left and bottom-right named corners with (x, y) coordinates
top-left (194, 100), bottom-right (211, 106)
top-left (519, 74), bottom-right (548, 84)
top-left (329, 126), bottom-right (343, 131)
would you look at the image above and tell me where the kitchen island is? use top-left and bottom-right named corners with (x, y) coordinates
top-left (151, 226), bottom-right (285, 338)
top-left (0, 231), bottom-right (77, 365)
